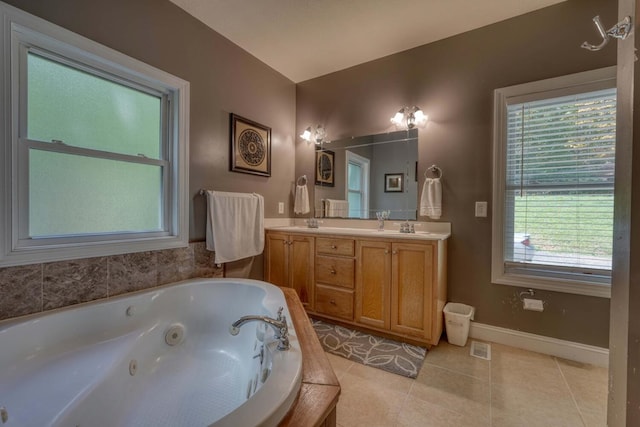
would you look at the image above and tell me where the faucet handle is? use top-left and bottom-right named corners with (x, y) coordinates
top-left (276, 306), bottom-right (284, 321)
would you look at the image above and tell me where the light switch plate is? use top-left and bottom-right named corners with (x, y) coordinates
top-left (475, 201), bottom-right (488, 217)
top-left (278, 202), bottom-right (284, 214)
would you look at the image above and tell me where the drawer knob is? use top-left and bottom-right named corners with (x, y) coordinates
top-left (384, 249), bottom-right (389, 254)
top-left (330, 299), bottom-right (336, 305)
top-left (330, 269), bottom-right (337, 274)
top-left (331, 245), bottom-right (337, 249)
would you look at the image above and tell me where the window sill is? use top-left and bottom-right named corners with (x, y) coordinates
top-left (492, 271), bottom-right (611, 298)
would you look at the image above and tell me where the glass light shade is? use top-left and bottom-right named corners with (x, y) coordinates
top-left (391, 110), bottom-right (405, 127)
top-left (413, 108), bottom-right (427, 126)
top-left (314, 125), bottom-right (326, 144)
top-left (300, 126), bottom-right (312, 141)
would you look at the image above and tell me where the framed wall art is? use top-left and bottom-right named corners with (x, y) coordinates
top-left (384, 173), bottom-right (403, 192)
top-left (230, 113), bottom-right (271, 177)
top-left (315, 149), bottom-right (335, 187)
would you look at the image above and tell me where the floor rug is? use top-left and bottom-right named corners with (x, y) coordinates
top-left (311, 318), bottom-right (427, 379)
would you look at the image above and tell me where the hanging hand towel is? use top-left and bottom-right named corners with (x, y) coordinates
top-left (420, 178), bottom-right (442, 219)
top-left (294, 184), bottom-right (310, 214)
top-left (205, 190), bottom-right (264, 264)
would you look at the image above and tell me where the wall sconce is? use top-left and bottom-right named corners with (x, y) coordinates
top-left (300, 124), bottom-right (328, 145)
top-left (390, 106), bottom-right (428, 130)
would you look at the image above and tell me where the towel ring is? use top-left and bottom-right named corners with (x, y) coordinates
top-left (296, 175), bottom-right (308, 186)
top-left (424, 164), bottom-right (443, 179)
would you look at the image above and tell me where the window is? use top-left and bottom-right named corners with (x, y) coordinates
top-left (0, 3), bottom-right (189, 266)
top-left (345, 150), bottom-right (370, 218)
top-left (492, 67), bottom-right (616, 298)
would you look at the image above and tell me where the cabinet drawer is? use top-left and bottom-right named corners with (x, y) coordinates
top-left (316, 237), bottom-right (355, 256)
top-left (315, 285), bottom-right (354, 320)
top-left (316, 256), bottom-right (355, 288)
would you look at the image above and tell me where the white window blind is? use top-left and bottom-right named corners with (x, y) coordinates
top-left (504, 87), bottom-right (616, 281)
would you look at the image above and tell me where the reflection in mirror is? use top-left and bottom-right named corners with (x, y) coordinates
top-left (315, 129), bottom-right (418, 220)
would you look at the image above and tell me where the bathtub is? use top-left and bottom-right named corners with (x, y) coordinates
top-left (0, 278), bottom-right (302, 427)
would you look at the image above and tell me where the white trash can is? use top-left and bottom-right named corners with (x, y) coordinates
top-left (443, 303), bottom-right (475, 346)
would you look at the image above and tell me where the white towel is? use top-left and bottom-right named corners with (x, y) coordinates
top-left (294, 184), bottom-right (310, 214)
top-left (325, 199), bottom-right (349, 218)
top-left (205, 190), bottom-right (264, 264)
top-left (420, 178), bottom-right (442, 219)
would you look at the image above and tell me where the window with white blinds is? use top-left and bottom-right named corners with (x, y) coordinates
top-left (492, 67), bottom-right (616, 297)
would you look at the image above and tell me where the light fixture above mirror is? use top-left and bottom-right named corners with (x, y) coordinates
top-left (390, 106), bottom-right (427, 130)
top-left (300, 124), bottom-right (328, 145)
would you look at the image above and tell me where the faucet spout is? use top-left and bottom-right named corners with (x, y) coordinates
top-left (229, 307), bottom-right (290, 350)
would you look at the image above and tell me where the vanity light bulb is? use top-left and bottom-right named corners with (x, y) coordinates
top-left (391, 111), bottom-right (405, 126)
top-left (300, 127), bottom-right (312, 141)
top-left (414, 109), bottom-right (426, 124)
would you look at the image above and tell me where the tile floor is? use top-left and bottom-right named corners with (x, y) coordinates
top-left (327, 340), bottom-right (608, 427)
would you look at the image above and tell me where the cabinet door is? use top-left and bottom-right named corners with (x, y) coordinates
top-left (265, 232), bottom-right (289, 288)
top-left (290, 234), bottom-right (315, 309)
top-left (356, 240), bottom-right (391, 329)
top-left (390, 242), bottom-right (434, 340)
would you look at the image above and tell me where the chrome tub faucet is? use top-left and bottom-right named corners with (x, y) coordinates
top-left (229, 307), bottom-right (290, 350)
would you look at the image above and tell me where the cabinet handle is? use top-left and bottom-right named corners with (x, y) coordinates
top-left (331, 245), bottom-right (337, 249)
top-left (384, 249), bottom-right (389, 254)
top-left (329, 299), bottom-right (336, 305)
top-left (330, 268), bottom-right (337, 274)
top-left (392, 250), bottom-right (397, 255)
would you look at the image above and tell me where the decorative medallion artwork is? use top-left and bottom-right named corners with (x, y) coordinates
top-left (230, 113), bottom-right (271, 176)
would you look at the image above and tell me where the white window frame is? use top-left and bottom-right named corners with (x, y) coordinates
top-left (492, 67), bottom-right (616, 298)
top-left (345, 150), bottom-right (370, 219)
top-left (0, 2), bottom-right (190, 267)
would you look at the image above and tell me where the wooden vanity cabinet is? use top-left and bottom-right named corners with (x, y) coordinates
top-left (265, 229), bottom-right (447, 346)
top-left (356, 240), bottom-right (442, 343)
top-left (355, 240), bottom-right (392, 330)
top-left (264, 232), bottom-right (315, 309)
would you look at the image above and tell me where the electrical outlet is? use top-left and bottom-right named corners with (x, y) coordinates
top-left (475, 201), bottom-right (488, 217)
top-left (278, 202), bottom-right (284, 214)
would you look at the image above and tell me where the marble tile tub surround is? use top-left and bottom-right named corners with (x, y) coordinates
top-left (0, 242), bottom-right (223, 322)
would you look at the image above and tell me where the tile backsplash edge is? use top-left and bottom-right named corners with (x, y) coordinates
top-left (0, 241), bottom-right (223, 323)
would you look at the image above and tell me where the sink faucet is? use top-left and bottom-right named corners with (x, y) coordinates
top-left (399, 221), bottom-right (415, 233)
top-left (229, 307), bottom-right (290, 350)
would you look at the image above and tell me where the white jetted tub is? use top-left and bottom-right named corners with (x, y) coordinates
top-left (0, 278), bottom-right (302, 427)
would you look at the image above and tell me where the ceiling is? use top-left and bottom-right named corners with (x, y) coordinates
top-left (169, 0), bottom-right (567, 83)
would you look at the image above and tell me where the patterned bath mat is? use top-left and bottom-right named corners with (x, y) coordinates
top-left (311, 318), bottom-right (427, 379)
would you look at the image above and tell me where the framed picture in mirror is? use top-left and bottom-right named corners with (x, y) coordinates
top-left (385, 173), bottom-right (403, 192)
top-left (315, 149), bottom-right (335, 187)
top-left (229, 113), bottom-right (271, 176)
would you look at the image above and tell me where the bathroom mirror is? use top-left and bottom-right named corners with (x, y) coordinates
top-left (315, 129), bottom-right (418, 220)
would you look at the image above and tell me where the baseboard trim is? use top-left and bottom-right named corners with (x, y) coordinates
top-left (469, 322), bottom-right (609, 367)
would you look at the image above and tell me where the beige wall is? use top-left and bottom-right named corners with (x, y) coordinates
top-left (296, 0), bottom-right (615, 347)
top-left (0, 0), bottom-right (295, 320)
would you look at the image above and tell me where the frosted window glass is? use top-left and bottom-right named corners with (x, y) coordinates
top-left (29, 150), bottom-right (162, 237)
top-left (27, 53), bottom-right (161, 158)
